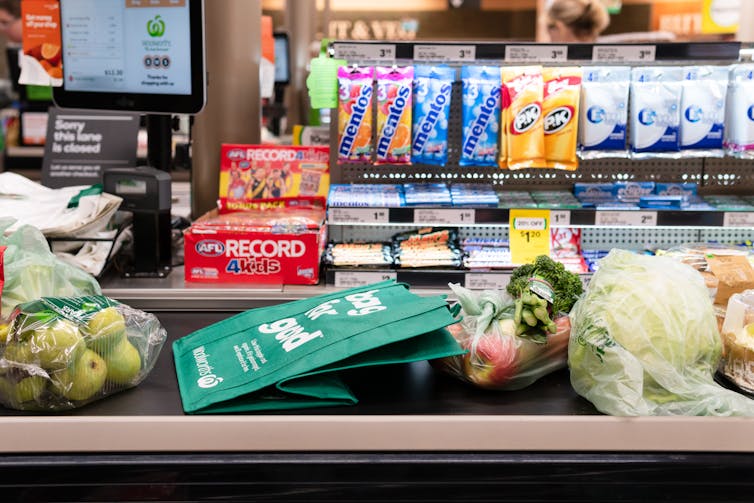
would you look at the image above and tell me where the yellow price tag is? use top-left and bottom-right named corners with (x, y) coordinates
top-left (510, 209), bottom-right (551, 265)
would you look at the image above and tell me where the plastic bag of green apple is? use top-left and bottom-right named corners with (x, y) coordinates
top-left (432, 284), bottom-right (571, 390)
top-left (0, 296), bottom-right (166, 410)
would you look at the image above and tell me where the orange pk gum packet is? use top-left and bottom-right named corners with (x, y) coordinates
top-left (543, 67), bottom-right (582, 171)
top-left (337, 66), bottom-right (375, 163)
top-left (376, 66), bottom-right (413, 164)
top-left (502, 66), bottom-right (545, 170)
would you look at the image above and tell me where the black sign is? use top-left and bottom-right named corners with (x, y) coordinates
top-left (42, 108), bottom-right (140, 188)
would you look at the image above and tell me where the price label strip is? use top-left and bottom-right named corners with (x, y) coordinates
top-left (334, 271), bottom-right (397, 288)
top-left (723, 212), bottom-right (754, 227)
top-left (464, 273), bottom-right (508, 291)
top-left (329, 207), bottom-right (390, 225)
top-left (332, 43), bottom-right (397, 62)
top-left (592, 45), bottom-right (656, 63)
top-left (551, 210), bottom-right (571, 227)
top-left (414, 209), bottom-right (475, 225)
top-left (413, 44), bottom-right (476, 62)
top-left (595, 211), bottom-right (657, 227)
top-left (509, 209), bottom-right (551, 265)
top-left (505, 45), bottom-right (568, 62)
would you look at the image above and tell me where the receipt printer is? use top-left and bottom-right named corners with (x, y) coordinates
top-left (104, 167), bottom-right (172, 277)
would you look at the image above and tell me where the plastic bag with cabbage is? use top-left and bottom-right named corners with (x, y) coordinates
top-left (1, 218), bottom-right (101, 319)
top-left (434, 283), bottom-right (571, 390)
top-left (569, 249), bottom-right (754, 416)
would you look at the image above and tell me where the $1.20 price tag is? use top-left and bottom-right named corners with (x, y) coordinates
top-left (509, 209), bottom-right (551, 265)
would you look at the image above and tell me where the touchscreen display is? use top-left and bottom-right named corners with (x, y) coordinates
top-left (60, 0), bottom-right (192, 95)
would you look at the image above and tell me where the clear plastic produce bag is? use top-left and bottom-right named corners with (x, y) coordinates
top-left (569, 249), bottom-right (754, 416)
top-left (0, 218), bottom-right (101, 319)
top-left (0, 296), bottom-right (166, 411)
top-left (434, 284), bottom-right (571, 390)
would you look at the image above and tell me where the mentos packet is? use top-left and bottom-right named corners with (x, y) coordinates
top-left (725, 65), bottom-right (754, 158)
top-left (630, 67), bottom-right (683, 156)
top-left (543, 67), bottom-right (581, 170)
top-left (680, 66), bottom-right (727, 156)
top-left (337, 66), bottom-right (374, 163)
top-left (412, 65), bottom-right (454, 166)
top-left (502, 66), bottom-right (545, 170)
top-left (460, 66), bottom-right (501, 167)
top-left (579, 67), bottom-right (630, 158)
top-left (376, 66), bottom-right (413, 164)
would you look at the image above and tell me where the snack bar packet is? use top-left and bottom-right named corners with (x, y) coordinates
top-left (579, 66), bottom-right (630, 159)
top-left (724, 64), bottom-right (754, 158)
top-left (412, 65), bottom-right (454, 166)
top-left (337, 66), bottom-right (374, 163)
top-left (543, 67), bottom-right (581, 170)
top-left (460, 66), bottom-right (501, 167)
top-left (376, 66), bottom-right (413, 164)
top-left (502, 66), bottom-right (545, 170)
top-left (680, 66), bottom-right (728, 157)
top-left (630, 66), bottom-right (683, 157)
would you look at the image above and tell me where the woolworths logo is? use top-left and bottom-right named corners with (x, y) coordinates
top-left (147, 15), bottom-right (166, 37)
top-left (193, 346), bottom-right (223, 389)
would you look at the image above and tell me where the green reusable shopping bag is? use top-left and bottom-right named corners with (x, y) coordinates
top-left (173, 281), bottom-right (464, 413)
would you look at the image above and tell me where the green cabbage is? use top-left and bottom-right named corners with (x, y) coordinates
top-left (569, 249), bottom-right (754, 416)
top-left (1, 219), bottom-right (101, 319)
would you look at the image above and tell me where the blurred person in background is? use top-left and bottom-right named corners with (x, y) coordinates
top-left (0, 0), bottom-right (21, 44)
top-left (545, 0), bottom-right (610, 42)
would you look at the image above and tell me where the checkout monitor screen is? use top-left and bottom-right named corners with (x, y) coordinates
top-left (55, 0), bottom-right (205, 113)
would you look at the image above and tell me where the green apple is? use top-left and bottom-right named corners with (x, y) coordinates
top-left (0, 375), bottom-right (45, 406)
top-left (29, 320), bottom-right (85, 370)
top-left (84, 308), bottom-right (126, 354)
top-left (3, 341), bottom-right (35, 364)
top-left (104, 339), bottom-right (141, 385)
top-left (50, 349), bottom-right (107, 401)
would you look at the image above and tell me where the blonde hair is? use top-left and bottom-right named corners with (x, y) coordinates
top-left (547, 0), bottom-right (610, 40)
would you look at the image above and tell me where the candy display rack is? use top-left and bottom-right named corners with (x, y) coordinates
top-left (325, 40), bottom-right (754, 289)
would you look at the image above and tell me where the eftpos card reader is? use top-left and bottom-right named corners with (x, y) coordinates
top-left (104, 167), bottom-right (172, 278)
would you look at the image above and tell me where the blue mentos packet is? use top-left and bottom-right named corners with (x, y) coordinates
top-left (654, 182), bottom-right (698, 198)
top-left (630, 67), bottom-right (683, 155)
top-left (412, 65), bottom-right (454, 166)
top-left (460, 66), bottom-right (501, 167)
top-left (579, 67), bottom-right (630, 157)
top-left (615, 181), bottom-right (655, 202)
top-left (680, 66), bottom-right (728, 154)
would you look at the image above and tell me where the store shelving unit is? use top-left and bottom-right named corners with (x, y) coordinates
top-left (325, 40), bottom-right (754, 288)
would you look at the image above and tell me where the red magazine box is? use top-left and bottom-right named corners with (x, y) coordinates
top-left (184, 198), bottom-right (327, 285)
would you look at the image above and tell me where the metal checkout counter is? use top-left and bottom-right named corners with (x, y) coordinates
top-left (1, 1), bottom-right (754, 501)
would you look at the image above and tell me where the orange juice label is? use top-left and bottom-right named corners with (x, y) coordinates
top-left (502, 66), bottom-right (545, 170)
top-left (376, 66), bottom-right (413, 164)
top-left (543, 67), bottom-right (582, 171)
top-left (337, 66), bottom-right (375, 163)
top-left (20, 0), bottom-right (63, 86)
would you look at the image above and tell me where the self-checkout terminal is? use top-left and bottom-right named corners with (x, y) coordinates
top-left (52, 0), bottom-right (206, 278)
